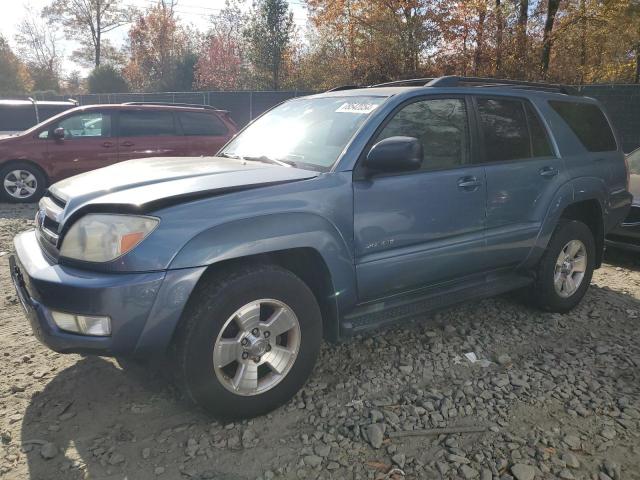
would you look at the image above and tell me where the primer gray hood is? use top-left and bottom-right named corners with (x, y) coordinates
top-left (49, 156), bottom-right (320, 217)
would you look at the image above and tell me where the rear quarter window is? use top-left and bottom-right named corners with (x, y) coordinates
top-left (549, 100), bottom-right (617, 152)
top-left (0, 106), bottom-right (36, 131)
top-left (178, 111), bottom-right (228, 136)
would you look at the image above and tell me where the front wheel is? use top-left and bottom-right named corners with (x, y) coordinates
top-left (529, 220), bottom-right (595, 313)
top-left (0, 162), bottom-right (46, 203)
top-left (173, 264), bottom-right (322, 418)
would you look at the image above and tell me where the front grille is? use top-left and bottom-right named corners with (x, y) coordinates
top-left (36, 194), bottom-right (66, 255)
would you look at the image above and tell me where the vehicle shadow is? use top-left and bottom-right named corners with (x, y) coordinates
top-left (20, 356), bottom-right (207, 480)
top-left (604, 246), bottom-right (640, 271)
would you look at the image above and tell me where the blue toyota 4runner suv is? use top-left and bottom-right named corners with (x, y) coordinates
top-left (10, 77), bottom-right (632, 418)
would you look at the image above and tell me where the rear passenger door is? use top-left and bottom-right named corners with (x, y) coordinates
top-left (117, 110), bottom-right (183, 161)
top-left (475, 96), bottom-right (565, 267)
top-left (177, 111), bottom-right (231, 156)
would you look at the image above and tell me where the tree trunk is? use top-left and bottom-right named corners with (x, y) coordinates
top-left (516, 0), bottom-right (529, 78)
top-left (635, 45), bottom-right (640, 84)
top-left (578, 0), bottom-right (586, 84)
top-left (495, 0), bottom-right (503, 76)
top-left (474, 3), bottom-right (487, 76)
top-left (540, 0), bottom-right (561, 78)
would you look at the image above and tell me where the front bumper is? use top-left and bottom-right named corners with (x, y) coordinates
top-left (11, 230), bottom-right (205, 356)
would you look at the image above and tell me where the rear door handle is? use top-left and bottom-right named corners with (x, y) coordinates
top-left (539, 166), bottom-right (558, 177)
top-left (457, 176), bottom-right (482, 190)
top-left (102, 141), bottom-right (113, 148)
top-left (121, 141), bottom-right (134, 147)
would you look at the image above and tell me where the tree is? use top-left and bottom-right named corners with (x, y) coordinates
top-left (244, 0), bottom-right (294, 90)
top-left (123, 1), bottom-right (196, 91)
top-left (87, 64), bottom-right (128, 93)
top-left (195, 1), bottom-right (248, 90)
top-left (540, 0), bottom-right (562, 78)
top-left (0, 35), bottom-right (33, 94)
top-left (43, 0), bottom-right (132, 68)
top-left (63, 70), bottom-right (85, 95)
top-left (15, 7), bottom-right (62, 92)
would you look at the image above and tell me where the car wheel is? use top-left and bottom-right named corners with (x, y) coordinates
top-left (172, 263), bottom-right (322, 418)
top-left (0, 162), bottom-right (46, 203)
top-left (529, 220), bottom-right (595, 313)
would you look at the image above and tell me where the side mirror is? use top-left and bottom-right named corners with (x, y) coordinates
top-left (53, 127), bottom-right (65, 140)
top-left (363, 136), bottom-right (423, 174)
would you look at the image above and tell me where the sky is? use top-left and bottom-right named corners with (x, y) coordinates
top-left (1, 0), bottom-right (310, 75)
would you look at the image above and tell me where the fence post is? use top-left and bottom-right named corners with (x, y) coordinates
top-left (249, 91), bottom-right (253, 120)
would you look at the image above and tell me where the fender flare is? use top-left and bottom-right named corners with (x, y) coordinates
top-left (169, 211), bottom-right (357, 318)
top-left (522, 177), bottom-right (606, 269)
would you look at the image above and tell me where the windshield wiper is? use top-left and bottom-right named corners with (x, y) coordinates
top-left (241, 155), bottom-right (293, 168)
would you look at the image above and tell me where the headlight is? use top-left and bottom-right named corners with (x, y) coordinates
top-left (60, 214), bottom-right (159, 262)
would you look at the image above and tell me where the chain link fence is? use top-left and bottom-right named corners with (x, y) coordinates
top-left (11, 85), bottom-right (640, 152)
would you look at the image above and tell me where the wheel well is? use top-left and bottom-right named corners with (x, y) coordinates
top-left (193, 249), bottom-right (339, 341)
top-left (560, 200), bottom-right (604, 267)
top-left (0, 160), bottom-right (49, 186)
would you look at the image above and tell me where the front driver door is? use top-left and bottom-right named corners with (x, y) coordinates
top-left (44, 110), bottom-right (117, 181)
top-left (353, 96), bottom-right (486, 301)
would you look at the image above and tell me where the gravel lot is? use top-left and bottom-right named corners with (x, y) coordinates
top-left (1, 202), bottom-right (640, 480)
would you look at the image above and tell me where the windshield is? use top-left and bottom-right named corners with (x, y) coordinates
top-left (628, 148), bottom-right (640, 175)
top-left (221, 95), bottom-right (387, 171)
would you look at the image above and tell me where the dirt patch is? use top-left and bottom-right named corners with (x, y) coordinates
top-left (1, 203), bottom-right (639, 479)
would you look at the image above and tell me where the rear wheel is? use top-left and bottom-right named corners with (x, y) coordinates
top-left (0, 162), bottom-right (46, 203)
top-left (528, 220), bottom-right (595, 313)
top-left (173, 263), bottom-right (322, 418)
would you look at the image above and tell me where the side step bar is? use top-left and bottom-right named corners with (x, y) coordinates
top-left (341, 273), bottom-right (533, 335)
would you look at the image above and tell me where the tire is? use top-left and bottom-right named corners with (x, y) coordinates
top-left (0, 162), bottom-right (47, 203)
top-left (528, 220), bottom-right (595, 313)
top-left (172, 263), bottom-right (323, 418)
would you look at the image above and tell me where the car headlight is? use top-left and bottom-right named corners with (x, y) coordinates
top-left (60, 214), bottom-right (159, 262)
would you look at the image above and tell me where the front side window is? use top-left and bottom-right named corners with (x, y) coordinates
top-left (374, 98), bottom-right (469, 171)
top-left (477, 98), bottom-right (530, 162)
top-left (549, 100), bottom-right (617, 152)
top-left (50, 112), bottom-right (111, 139)
top-left (119, 110), bottom-right (175, 137)
top-left (221, 95), bottom-right (387, 171)
top-left (179, 111), bottom-right (228, 136)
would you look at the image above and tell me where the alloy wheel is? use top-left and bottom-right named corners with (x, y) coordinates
top-left (213, 299), bottom-right (301, 396)
top-left (553, 239), bottom-right (587, 298)
top-left (3, 169), bottom-right (38, 200)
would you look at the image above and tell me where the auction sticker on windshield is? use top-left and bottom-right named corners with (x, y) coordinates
top-left (336, 102), bottom-right (379, 114)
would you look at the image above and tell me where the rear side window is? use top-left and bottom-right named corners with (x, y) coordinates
top-left (119, 110), bottom-right (176, 136)
top-left (178, 111), bottom-right (228, 136)
top-left (477, 98), bottom-right (530, 162)
top-left (549, 101), bottom-right (616, 152)
top-left (0, 106), bottom-right (36, 131)
top-left (524, 103), bottom-right (553, 157)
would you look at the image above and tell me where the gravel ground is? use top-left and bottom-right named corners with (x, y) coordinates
top-left (1, 202), bottom-right (640, 480)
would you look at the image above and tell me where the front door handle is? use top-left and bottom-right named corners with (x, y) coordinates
top-left (539, 166), bottom-right (558, 177)
top-left (121, 141), bottom-right (134, 147)
top-left (102, 141), bottom-right (113, 148)
top-left (457, 176), bottom-right (482, 190)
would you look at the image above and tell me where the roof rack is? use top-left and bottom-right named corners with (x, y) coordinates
top-left (325, 85), bottom-right (360, 92)
top-left (123, 102), bottom-right (222, 110)
top-left (426, 76), bottom-right (574, 94)
top-left (371, 78), bottom-right (435, 88)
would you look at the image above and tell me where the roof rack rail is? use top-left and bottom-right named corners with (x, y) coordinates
top-left (426, 76), bottom-right (575, 95)
top-left (123, 102), bottom-right (221, 110)
top-left (371, 78), bottom-right (435, 88)
top-left (325, 85), bottom-right (360, 92)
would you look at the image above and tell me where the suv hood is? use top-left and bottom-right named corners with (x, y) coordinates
top-left (49, 156), bottom-right (320, 219)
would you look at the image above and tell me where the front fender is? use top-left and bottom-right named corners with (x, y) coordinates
top-left (169, 212), bottom-right (357, 316)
